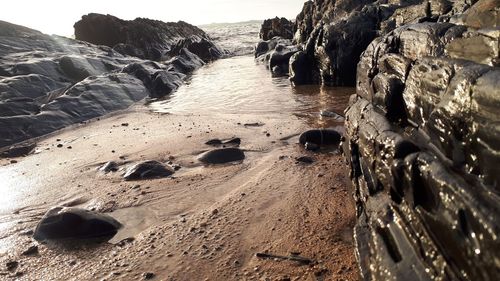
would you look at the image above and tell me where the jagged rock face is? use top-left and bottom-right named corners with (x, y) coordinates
top-left (0, 18), bottom-right (218, 149)
top-left (293, 0), bottom-right (375, 44)
top-left (74, 13), bottom-right (224, 62)
top-left (259, 17), bottom-right (294, 41)
top-left (287, 0), bottom-right (498, 86)
top-left (344, 18), bottom-right (500, 281)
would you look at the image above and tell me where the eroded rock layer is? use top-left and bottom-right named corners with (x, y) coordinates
top-left (343, 3), bottom-right (499, 279)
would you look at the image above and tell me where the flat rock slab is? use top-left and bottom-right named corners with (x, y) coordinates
top-left (299, 129), bottom-right (341, 146)
top-left (123, 160), bottom-right (174, 181)
top-left (198, 148), bottom-right (245, 164)
top-left (33, 207), bottom-right (121, 242)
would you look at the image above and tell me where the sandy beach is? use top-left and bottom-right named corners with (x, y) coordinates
top-left (1, 102), bottom-right (358, 280)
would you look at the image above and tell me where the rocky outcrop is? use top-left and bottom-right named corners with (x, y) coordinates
top-left (0, 17), bottom-right (220, 149)
top-left (74, 13), bottom-right (224, 62)
top-left (259, 17), bottom-right (294, 41)
top-left (254, 0), bottom-right (498, 86)
top-left (343, 1), bottom-right (499, 279)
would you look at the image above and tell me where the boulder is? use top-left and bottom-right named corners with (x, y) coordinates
top-left (123, 160), bottom-right (174, 180)
top-left (198, 148), bottom-right (245, 164)
top-left (33, 207), bottom-right (121, 241)
top-left (299, 129), bottom-right (341, 146)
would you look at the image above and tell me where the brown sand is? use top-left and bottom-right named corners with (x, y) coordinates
top-left (0, 106), bottom-right (358, 280)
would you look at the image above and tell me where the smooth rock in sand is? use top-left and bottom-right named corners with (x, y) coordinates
top-left (299, 129), bottom-right (341, 146)
top-left (198, 148), bottom-right (245, 164)
top-left (99, 161), bottom-right (119, 173)
top-left (123, 160), bottom-right (174, 181)
top-left (33, 207), bottom-right (121, 242)
top-left (205, 138), bottom-right (241, 147)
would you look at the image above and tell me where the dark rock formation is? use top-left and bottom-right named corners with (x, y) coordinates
top-left (74, 13), bottom-right (224, 62)
top-left (254, 37), bottom-right (299, 77)
top-left (198, 148), bottom-right (245, 164)
top-left (259, 17), bottom-right (294, 41)
top-left (33, 207), bottom-right (121, 242)
top-left (123, 160), bottom-right (174, 180)
top-left (0, 16), bottom-right (220, 149)
top-left (256, 0), bottom-right (498, 86)
top-left (299, 129), bottom-right (341, 146)
top-left (344, 10), bottom-right (499, 281)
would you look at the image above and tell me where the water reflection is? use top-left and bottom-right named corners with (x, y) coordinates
top-left (292, 85), bottom-right (353, 128)
top-left (150, 56), bottom-right (354, 128)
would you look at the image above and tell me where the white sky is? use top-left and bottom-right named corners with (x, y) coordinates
top-left (1, 0), bottom-right (306, 36)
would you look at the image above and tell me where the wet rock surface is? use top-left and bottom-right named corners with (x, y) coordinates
top-left (198, 148), bottom-right (245, 164)
top-left (258, 0), bottom-right (499, 86)
top-left (259, 17), bottom-right (294, 41)
top-left (299, 129), bottom-right (341, 147)
top-left (0, 17), bottom-right (221, 149)
top-left (123, 160), bottom-right (174, 181)
top-left (254, 37), bottom-right (299, 77)
top-left (344, 5), bottom-right (500, 280)
top-left (33, 207), bottom-right (121, 242)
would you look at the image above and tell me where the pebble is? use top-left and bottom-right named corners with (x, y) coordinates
top-left (10, 160), bottom-right (17, 164)
top-left (143, 272), bottom-right (155, 280)
top-left (22, 245), bottom-right (39, 256)
top-left (6, 261), bottom-right (18, 271)
top-left (57, 144), bottom-right (63, 148)
top-left (296, 156), bottom-right (314, 164)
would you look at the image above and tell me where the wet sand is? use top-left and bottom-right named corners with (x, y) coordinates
top-left (0, 57), bottom-right (358, 280)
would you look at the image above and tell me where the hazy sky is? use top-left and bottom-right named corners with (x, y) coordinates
top-left (1, 0), bottom-right (306, 36)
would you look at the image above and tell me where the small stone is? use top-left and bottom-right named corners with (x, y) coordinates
top-left (143, 272), bottom-right (155, 280)
top-left (121, 123), bottom-right (129, 127)
top-left (57, 144), bottom-right (63, 148)
top-left (296, 156), bottom-right (314, 164)
top-left (67, 146), bottom-right (72, 149)
top-left (211, 209), bottom-right (219, 215)
top-left (22, 245), bottom-right (38, 256)
top-left (6, 261), bottom-right (18, 272)
top-left (10, 160), bottom-right (17, 164)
